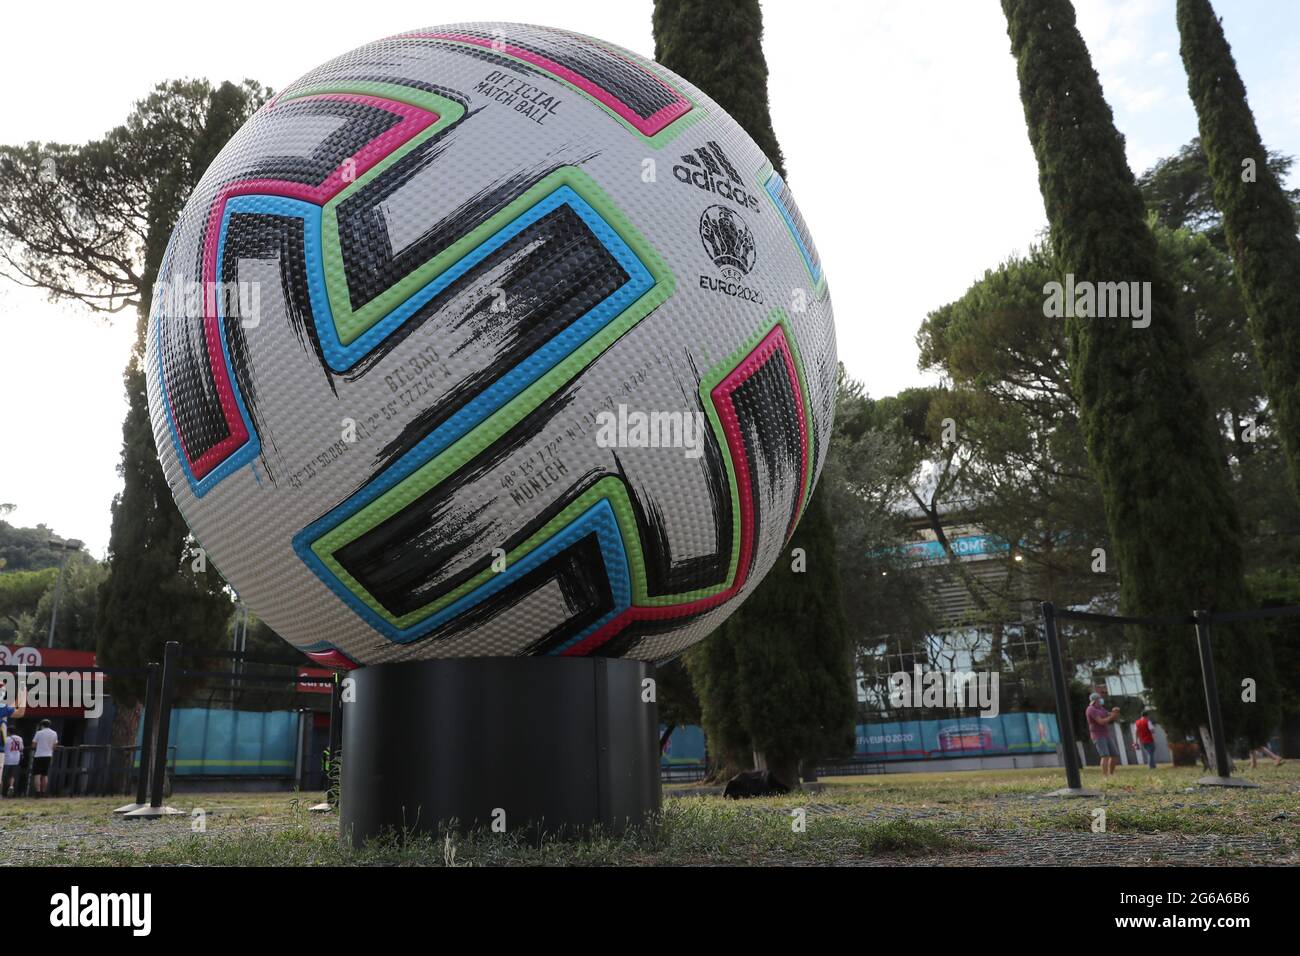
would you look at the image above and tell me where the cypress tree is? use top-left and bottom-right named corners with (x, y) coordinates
top-left (654, 0), bottom-right (854, 785)
top-left (652, 0), bottom-right (784, 176)
top-left (1001, 0), bottom-right (1276, 743)
top-left (97, 82), bottom-right (266, 706)
top-left (1177, 0), bottom-right (1300, 501)
top-left (683, 625), bottom-right (754, 777)
top-left (730, 492), bottom-right (854, 784)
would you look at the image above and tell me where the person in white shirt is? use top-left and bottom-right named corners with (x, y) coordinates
top-left (3, 729), bottom-right (22, 797)
top-left (31, 720), bottom-right (57, 797)
top-left (0, 688), bottom-right (25, 797)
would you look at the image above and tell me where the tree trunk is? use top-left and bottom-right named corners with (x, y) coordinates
top-left (1280, 712), bottom-right (1300, 760)
top-left (110, 700), bottom-right (142, 749)
top-left (766, 754), bottom-right (801, 792)
top-left (1178, 0), bottom-right (1300, 501)
top-left (1198, 723), bottom-right (1235, 774)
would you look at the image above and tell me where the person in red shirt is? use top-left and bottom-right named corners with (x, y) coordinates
top-left (1134, 709), bottom-right (1157, 769)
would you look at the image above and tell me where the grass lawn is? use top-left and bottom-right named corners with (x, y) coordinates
top-left (2, 762), bottom-right (1295, 866)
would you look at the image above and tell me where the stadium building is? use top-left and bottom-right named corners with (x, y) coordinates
top-left (850, 507), bottom-right (1175, 773)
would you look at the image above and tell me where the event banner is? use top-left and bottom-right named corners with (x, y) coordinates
top-left (855, 711), bottom-right (1060, 761)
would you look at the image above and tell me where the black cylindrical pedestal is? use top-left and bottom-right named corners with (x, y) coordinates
top-left (340, 657), bottom-right (661, 847)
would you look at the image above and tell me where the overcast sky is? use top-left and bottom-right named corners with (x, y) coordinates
top-left (1, 0), bottom-right (1297, 556)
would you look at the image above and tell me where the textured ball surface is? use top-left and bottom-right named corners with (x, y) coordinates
top-left (146, 23), bottom-right (836, 667)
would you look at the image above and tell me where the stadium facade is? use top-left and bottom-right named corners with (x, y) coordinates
top-left (853, 510), bottom-right (1175, 772)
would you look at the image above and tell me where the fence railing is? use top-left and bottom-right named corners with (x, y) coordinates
top-left (812, 760), bottom-right (888, 776)
top-left (660, 764), bottom-right (708, 783)
top-left (8, 744), bottom-right (176, 798)
top-left (1041, 599), bottom-right (1300, 793)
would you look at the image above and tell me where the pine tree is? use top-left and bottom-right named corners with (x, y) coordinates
top-left (1177, 0), bottom-right (1300, 501)
top-left (1, 80), bottom-right (268, 704)
top-left (1001, 0), bottom-right (1277, 743)
top-left (654, 0), bottom-right (854, 785)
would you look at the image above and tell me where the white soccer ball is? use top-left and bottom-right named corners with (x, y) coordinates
top-left (147, 23), bottom-right (836, 667)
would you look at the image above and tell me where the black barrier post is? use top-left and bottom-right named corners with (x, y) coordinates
top-left (1041, 602), bottom-right (1098, 797)
top-left (327, 673), bottom-right (342, 799)
top-left (138, 663), bottom-right (159, 804)
top-left (1195, 611), bottom-right (1231, 778)
top-left (1193, 610), bottom-right (1257, 788)
top-left (294, 709), bottom-right (308, 790)
top-left (150, 642), bottom-right (177, 807)
top-left (310, 673), bottom-right (343, 812)
top-left (329, 673), bottom-right (342, 761)
top-left (114, 662), bottom-right (158, 813)
top-left (126, 642), bottom-right (183, 817)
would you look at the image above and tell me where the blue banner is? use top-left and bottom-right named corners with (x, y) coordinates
top-left (660, 724), bottom-right (706, 767)
top-left (854, 711), bottom-right (1059, 760)
top-left (873, 533), bottom-right (1010, 564)
top-left (137, 707), bottom-right (299, 776)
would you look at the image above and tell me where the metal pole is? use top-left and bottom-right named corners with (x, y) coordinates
top-left (149, 642), bottom-right (180, 808)
top-left (294, 709), bottom-right (308, 790)
top-left (328, 673), bottom-right (343, 755)
top-left (1193, 610), bottom-right (1233, 779)
top-left (1041, 602), bottom-right (1084, 791)
top-left (134, 663), bottom-right (159, 806)
top-left (46, 550), bottom-right (69, 648)
top-left (328, 672), bottom-right (342, 793)
top-left (236, 604), bottom-right (248, 701)
top-left (311, 674), bottom-right (344, 812)
top-left (229, 604), bottom-right (239, 705)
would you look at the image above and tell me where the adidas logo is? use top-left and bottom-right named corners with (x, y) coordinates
top-left (672, 141), bottom-right (760, 212)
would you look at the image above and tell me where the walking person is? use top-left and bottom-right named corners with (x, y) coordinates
top-left (30, 719), bottom-right (58, 798)
top-left (1249, 745), bottom-right (1284, 769)
top-left (3, 727), bottom-right (23, 796)
top-left (1133, 708), bottom-right (1158, 769)
top-left (1086, 692), bottom-right (1122, 778)
top-left (0, 689), bottom-right (25, 797)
